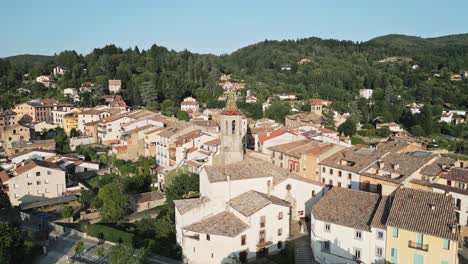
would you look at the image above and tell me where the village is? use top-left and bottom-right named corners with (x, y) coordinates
top-left (0, 68), bottom-right (466, 264)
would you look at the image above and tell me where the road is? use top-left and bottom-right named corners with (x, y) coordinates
top-left (35, 232), bottom-right (112, 264)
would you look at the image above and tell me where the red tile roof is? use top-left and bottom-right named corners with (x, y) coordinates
top-left (258, 128), bottom-right (295, 143)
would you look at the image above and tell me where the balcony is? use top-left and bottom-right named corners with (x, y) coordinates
top-left (408, 241), bottom-right (429, 251)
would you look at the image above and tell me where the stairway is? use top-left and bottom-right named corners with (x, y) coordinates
top-left (294, 237), bottom-right (317, 264)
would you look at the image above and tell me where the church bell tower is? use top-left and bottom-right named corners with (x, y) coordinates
top-left (215, 92), bottom-right (244, 165)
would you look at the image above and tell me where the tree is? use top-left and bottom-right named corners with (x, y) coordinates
top-left (265, 102), bottom-right (290, 124)
top-left (0, 190), bottom-right (11, 210)
top-left (61, 206), bottom-right (74, 219)
top-left (74, 241), bottom-right (85, 259)
top-left (165, 173), bottom-right (199, 207)
top-left (338, 118), bottom-right (357, 137)
top-left (97, 246), bottom-right (105, 258)
top-left (80, 189), bottom-right (96, 208)
top-left (0, 224), bottom-right (24, 264)
top-left (70, 128), bottom-right (81, 138)
top-left (109, 244), bottom-right (145, 264)
top-left (98, 182), bottom-right (130, 221)
top-left (322, 107), bottom-right (336, 130)
top-left (175, 110), bottom-right (189, 121)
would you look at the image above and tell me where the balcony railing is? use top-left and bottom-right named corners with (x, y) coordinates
top-left (408, 241), bottom-right (429, 251)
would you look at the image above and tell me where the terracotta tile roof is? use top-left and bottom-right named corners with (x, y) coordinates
top-left (174, 130), bottom-right (202, 145)
top-left (204, 157), bottom-right (290, 185)
top-left (320, 147), bottom-right (379, 173)
top-left (0, 171), bottom-right (10, 184)
top-left (386, 188), bottom-right (458, 241)
top-left (362, 152), bottom-right (434, 184)
top-left (184, 211), bottom-right (249, 237)
top-left (420, 157), bottom-right (456, 177)
top-left (258, 128), bottom-right (295, 143)
top-left (268, 140), bottom-right (332, 158)
top-left (174, 197), bottom-right (211, 214)
top-left (204, 138), bottom-right (220, 147)
top-left (190, 120), bottom-right (219, 127)
top-left (227, 190), bottom-right (290, 217)
top-left (15, 159), bottom-right (63, 175)
top-left (285, 112), bottom-right (322, 124)
top-left (312, 187), bottom-right (381, 231)
top-left (441, 168), bottom-right (468, 184)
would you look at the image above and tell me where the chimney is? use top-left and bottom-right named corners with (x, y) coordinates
top-left (393, 163), bottom-right (399, 170)
top-left (430, 204), bottom-right (436, 211)
top-left (378, 159), bottom-right (384, 169)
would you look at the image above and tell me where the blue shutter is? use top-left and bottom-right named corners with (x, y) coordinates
top-left (391, 248), bottom-right (398, 263)
top-left (392, 227), bottom-right (399, 238)
top-left (413, 254), bottom-right (424, 264)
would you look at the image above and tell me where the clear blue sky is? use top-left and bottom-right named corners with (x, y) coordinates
top-left (1, 0), bottom-right (467, 57)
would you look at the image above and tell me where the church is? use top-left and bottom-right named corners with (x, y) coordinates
top-left (174, 93), bottom-right (327, 264)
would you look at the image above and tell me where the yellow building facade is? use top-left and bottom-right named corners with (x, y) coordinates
top-left (63, 113), bottom-right (79, 136)
top-left (386, 226), bottom-right (458, 264)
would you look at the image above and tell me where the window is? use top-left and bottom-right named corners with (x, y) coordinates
top-left (376, 247), bottom-right (383, 258)
top-left (206, 234), bottom-right (210, 241)
top-left (312, 190), bottom-right (316, 197)
top-left (355, 231), bottom-right (362, 240)
top-left (377, 231), bottom-right (384, 240)
top-left (321, 241), bottom-right (330, 252)
top-left (286, 184), bottom-right (291, 191)
top-left (277, 241), bottom-right (283, 249)
top-left (338, 182), bottom-right (342, 187)
top-left (354, 248), bottom-right (361, 260)
top-left (27, 182), bottom-right (32, 186)
top-left (36, 172), bottom-right (40, 177)
top-left (260, 216), bottom-right (266, 228)
top-left (447, 180), bottom-right (452, 186)
top-left (392, 227), bottom-right (398, 238)
top-left (322, 167), bottom-right (325, 173)
top-left (298, 211), bottom-right (304, 216)
top-left (338, 171), bottom-right (342, 177)
top-left (277, 228), bottom-right (282, 236)
top-left (278, 212), bottom-right (283, 220)
top-left (241, 235), bottom-right (246, 246)
top-left (325, 224), bottom-right (331, 232)
top-left (329, 169), bottom-right (333, 175)
top-left (47, 170), bottom-right (52, 175)
top-left (322, 178), bottom-right (325, 183)
top-left (348, 173), bottom-right (352, 179)
top-left (328, 180), bottom-right (333, 185)
top-left (443, 239), bottom-right (450, 250)
top-left (348, 184), bottom-right (351, 189)
top-left (36, 181), bottom-right (41, 185)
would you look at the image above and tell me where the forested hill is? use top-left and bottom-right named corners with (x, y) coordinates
top-left (1, 33), bottom-right (467, 127)
top-left (368, 34), bottom-right (468, 49)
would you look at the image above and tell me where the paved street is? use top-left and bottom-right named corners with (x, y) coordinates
top-left (35, 232), bottom-right (111, 264)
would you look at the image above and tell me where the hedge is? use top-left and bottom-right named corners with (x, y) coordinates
top-left (85, 224), bottom-right (134, 244)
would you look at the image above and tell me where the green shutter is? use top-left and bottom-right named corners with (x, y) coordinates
top-left (443, 239), bottom-right (450, 250)
top-left (392, 227), bottom-right (399, 238)
top-left (416, 233), bottom-right (423, 247)
top-left (441, 261), bottom-right (448, 264)
top-left (413, 254), bottom-right (424, 264)
top-left (391, 248), bottom-right (398, 263)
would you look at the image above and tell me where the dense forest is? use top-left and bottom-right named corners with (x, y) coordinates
top-left (0, 34), bottom-right (467, 152)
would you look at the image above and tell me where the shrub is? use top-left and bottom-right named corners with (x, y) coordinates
top-left (85, 224), bottom-right (134, 245)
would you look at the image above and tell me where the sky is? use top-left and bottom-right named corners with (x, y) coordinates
top-left (1, 0), bottom-right (467, 57)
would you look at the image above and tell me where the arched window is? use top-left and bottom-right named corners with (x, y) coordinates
top-left (232, 120), bottom-right (236, 135)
